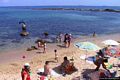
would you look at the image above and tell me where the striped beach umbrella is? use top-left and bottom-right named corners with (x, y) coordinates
top-left (106, 47), bottom-right (120, 57)
top-left (102, 39), bottom-right (119, 46)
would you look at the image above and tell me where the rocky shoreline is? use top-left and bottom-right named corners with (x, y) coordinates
top-left (32, 8), bottom-right (120, 13)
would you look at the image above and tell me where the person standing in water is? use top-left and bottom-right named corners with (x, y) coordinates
top-left (93, 32), bottom-right (96, 37)
top-left (22, 23), bottom-right (27, 32)
top-left (19, 21), bottom-right (29, 36)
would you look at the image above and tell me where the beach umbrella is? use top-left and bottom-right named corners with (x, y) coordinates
top-left (74, 42), bottom-right (101, 51)
top-left (106, 47), bottom-right (120, 57)
top-left (75, 42), bottom-right (100, 64)
top-left (102, 39), bottom-right (119, 46)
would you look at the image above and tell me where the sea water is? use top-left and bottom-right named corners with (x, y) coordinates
top-left (0, 6), bottom-right (120, 52)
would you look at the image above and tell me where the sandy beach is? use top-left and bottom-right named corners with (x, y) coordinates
top-left (0, 33), bottom-right (120, 80)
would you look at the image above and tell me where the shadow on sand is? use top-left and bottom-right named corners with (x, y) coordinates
top-left (47, 60), bottom-right (57, 63)
top-left (71, 69), bottom-right (95, 80)
top-left (53, 65), bottom-right (78, 75)
top-left (81, 69), bottom-right (95, 79)
top-left (36, 52), bottom-right (44, 54)
top-left (57, 44), bottom-right (66, 48)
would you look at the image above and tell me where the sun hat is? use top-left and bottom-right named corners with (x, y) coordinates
top-left (24, 63), bottom-right (30, 67)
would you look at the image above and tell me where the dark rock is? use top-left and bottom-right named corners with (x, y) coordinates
top-left (32, 8), bottom-right (120, 13)
top-left (0, 44), bottom-right (6, 46)
top-left (20, 31), bottom-right (29, 36)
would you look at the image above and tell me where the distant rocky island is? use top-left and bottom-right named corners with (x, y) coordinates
top-left (32, 8), bottom-right (120, 13)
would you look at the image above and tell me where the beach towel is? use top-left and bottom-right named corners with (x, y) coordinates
top-left (80, 55), bottom-right (95, 64)
top-left (37, 68), bottom-right (61, 77)
top-left (80, 55), bottom-right (86, 60)
top-left (86, 56), bottom-right (95, 64)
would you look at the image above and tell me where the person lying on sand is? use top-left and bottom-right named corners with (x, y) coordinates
top-left (21, 63), bottom-right (31, 80)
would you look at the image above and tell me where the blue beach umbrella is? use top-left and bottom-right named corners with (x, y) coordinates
top-left (74, 42), bottom-right (101, 51)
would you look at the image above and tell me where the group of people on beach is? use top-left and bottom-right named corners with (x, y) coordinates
top-left (21, 41), bottom-right (120, 80)
top-left (56, 33), bottom-right (72, 48)
top-left (36, 33), bottom-right (72, 53)
top-left (21, 56), bottom-right (76, 80)
top-left (22, 47), bottom-right (116, 80)
top-left (19, 25), bottom-right (120, 80)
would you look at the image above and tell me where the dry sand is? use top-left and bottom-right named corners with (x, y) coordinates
top-left (0, 34), bottom-right (120, 80)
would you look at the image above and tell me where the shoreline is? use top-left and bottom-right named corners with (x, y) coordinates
top-left (0, 33), bottom-right (120, 64)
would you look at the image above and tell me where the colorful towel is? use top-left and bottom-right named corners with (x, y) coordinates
top-left (80, 55), bottom-right (95, 64)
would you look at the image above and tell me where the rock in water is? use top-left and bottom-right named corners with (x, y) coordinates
top-left (20, 31), bottom-right (29, 36)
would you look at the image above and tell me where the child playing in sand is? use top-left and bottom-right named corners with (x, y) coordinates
top-left (54, 49), bottom-right (58, 62)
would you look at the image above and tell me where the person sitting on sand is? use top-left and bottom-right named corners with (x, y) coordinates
top-left (43, 61), bottom-right (51, 76)
top-left (21, 63), bottom-right (31, 80)
top-left (37, 40), bottom-right (46, 53)
top-left (60, 56), bottom-right (75, 76)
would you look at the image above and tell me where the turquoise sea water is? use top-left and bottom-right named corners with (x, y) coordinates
top-left (0, 6), bottom-right (120, 52)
